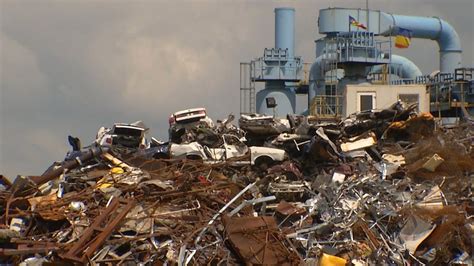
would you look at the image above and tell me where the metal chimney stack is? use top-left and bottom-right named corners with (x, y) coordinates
top-left (275, 8), bottom-right (295, 59)
top-left (242, 7), bottom-right (302, 117)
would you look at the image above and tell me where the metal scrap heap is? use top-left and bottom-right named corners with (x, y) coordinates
top-left (1, 104), bottom-right (473, 265)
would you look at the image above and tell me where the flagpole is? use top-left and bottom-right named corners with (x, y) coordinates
top-left (389, 25), bottom-right (392, 84)
top-left (366, 0), bottom-right (369, 32)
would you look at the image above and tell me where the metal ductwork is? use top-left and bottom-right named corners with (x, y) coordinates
top-left (370, 54), bottom-right (422, 79)
top-left (275, 7), bottom-right (295, 59)
top-left (318, 8), bottom-right (463, 73)
top-left (380, 13), bottom-right (462, 73)
top-left (308, 54), bottom-right (423, 109)
top-left (308, 55), bottom-right (324, 104)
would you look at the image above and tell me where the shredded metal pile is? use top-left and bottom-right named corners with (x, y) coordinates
top-left (1, 103), bottom-right (473, 265)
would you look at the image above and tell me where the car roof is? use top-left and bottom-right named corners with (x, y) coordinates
top-left (113, 124), bottom-right (146, 131)
top-left (173, 107), bottom-right (206, 116)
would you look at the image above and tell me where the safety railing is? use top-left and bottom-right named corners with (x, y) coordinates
top-left (251, 56), bottom-right (302, 81)
top-left (310, 95), bottom-right (344, 117)
top-left (322, 32), bottom-right (391, 64)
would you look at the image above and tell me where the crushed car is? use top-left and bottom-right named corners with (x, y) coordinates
top-left (169, 107), bottom-right (215, 143)
top-left (2, 101), bottom-right (473, 265)
top-left (169, 134), bottom-right (287, 168)
top-left (96, 121), bottom-right (149, 152)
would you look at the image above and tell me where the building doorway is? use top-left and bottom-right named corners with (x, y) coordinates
top-left (357, 92), bottom-right (376, 111)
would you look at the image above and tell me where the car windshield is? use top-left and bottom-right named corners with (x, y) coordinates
top-left (113, 127), bottom-right (143, 137)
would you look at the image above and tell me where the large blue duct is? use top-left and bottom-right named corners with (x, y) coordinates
top-left (308, 55), bottom-right (324, 102)
top-left (381, 13), bottom-right (462, 73)
top-left (370, 54), bottom-right (422, 79)
top-left (318, 8), bottom-right (463, 73)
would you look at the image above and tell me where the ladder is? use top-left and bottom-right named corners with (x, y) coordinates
top-left (240, 62), bottom-right (256, 114)
top-left (311, 38), bottom-right (341, 117)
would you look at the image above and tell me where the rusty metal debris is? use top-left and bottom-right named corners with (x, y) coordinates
top-left (1, 104), bottom-right (473, 265)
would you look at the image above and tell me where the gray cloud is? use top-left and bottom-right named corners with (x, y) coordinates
top-left (1, 0), bottom-right (473, 178)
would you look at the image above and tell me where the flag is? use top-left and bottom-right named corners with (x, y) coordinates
top-left (349, 15), bottom-right (367, 30)
top-left (395, 27), bottom-right (412, 48)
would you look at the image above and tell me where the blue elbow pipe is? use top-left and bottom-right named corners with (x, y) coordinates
top-left (308, 55), bottom-right (324, 105)
top-left (381, 13), bottom-right (462, 73)
top-left (370, 54), bottom-right (422, 79)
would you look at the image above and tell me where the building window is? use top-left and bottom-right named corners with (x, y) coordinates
top-left (398, 93), bottom-right (419, 111)
top-left (357, 92), bottom-right (376, 112)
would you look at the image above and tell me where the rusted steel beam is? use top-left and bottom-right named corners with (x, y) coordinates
top-left (355, 219), bottom-right (381, 251)
top-left (0, 242), bottom-right (59, 256)
top-left (60, 197), bottom-right (135, 263)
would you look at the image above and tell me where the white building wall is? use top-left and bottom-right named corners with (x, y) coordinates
top-left (343, 84), bottom-right (429, 117)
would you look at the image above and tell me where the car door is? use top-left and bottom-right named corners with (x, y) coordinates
top-left (205, 146), bottom-right (226, 161)
top-left (223, 135), bottom-right (248, 159)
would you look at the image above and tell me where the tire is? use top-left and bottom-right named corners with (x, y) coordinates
top-left (186, 154), bottom-right (203, 161)
top-left (254, 156), bottom-right (274, 171)
top-left (153, 153), bottom-right (170, 160)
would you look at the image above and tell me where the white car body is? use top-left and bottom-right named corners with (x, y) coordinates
top-left (170, 135), bottom-right (286, 165)
top-left (96, 122), bottom-right (149, 150)
top-left (169, 107), bottom-right (214, 128)
top-left (248, 146), bottom-right (287, 164)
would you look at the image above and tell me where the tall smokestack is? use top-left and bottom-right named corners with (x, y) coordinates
top-left (275, 8), bottom-right (295, 59)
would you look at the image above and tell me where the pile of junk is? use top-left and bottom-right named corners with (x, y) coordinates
top-left (1, 103), bottom-right (473, 265)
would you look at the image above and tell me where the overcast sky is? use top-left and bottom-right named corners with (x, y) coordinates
top-left (1, 0), bottom-right (473, 178)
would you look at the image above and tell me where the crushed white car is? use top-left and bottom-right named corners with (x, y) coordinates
top-left (96, 121), bottom-right (149, 151)
top-left (238, 113), bottom-right (291, 136)
top-left (170, 134), bottom-right (287, 167)
top-left (169, 107), bottom-right (214, 128)
top-left (168, 107), bottom-right (215, 143)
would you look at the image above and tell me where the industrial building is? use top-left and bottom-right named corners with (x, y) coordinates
top-left (240, 7), bottom-right (473, 122)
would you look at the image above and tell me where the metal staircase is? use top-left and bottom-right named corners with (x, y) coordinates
top-left (310, 38), bottom-right (343, 117)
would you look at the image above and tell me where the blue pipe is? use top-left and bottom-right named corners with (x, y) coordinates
top-left (370, 54), bottom-right (422, 79)
top-left (308, 55), bottom-right (324, 105)
top-left (381, 13), bottom-right (462, 73)
top-left (275, 8), bottom-right (295, 58)
top-left (317, 8), bottom-right (463, 73)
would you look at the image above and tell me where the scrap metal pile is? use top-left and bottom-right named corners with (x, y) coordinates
top-left (1, 103), bottom-right (473, 265)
